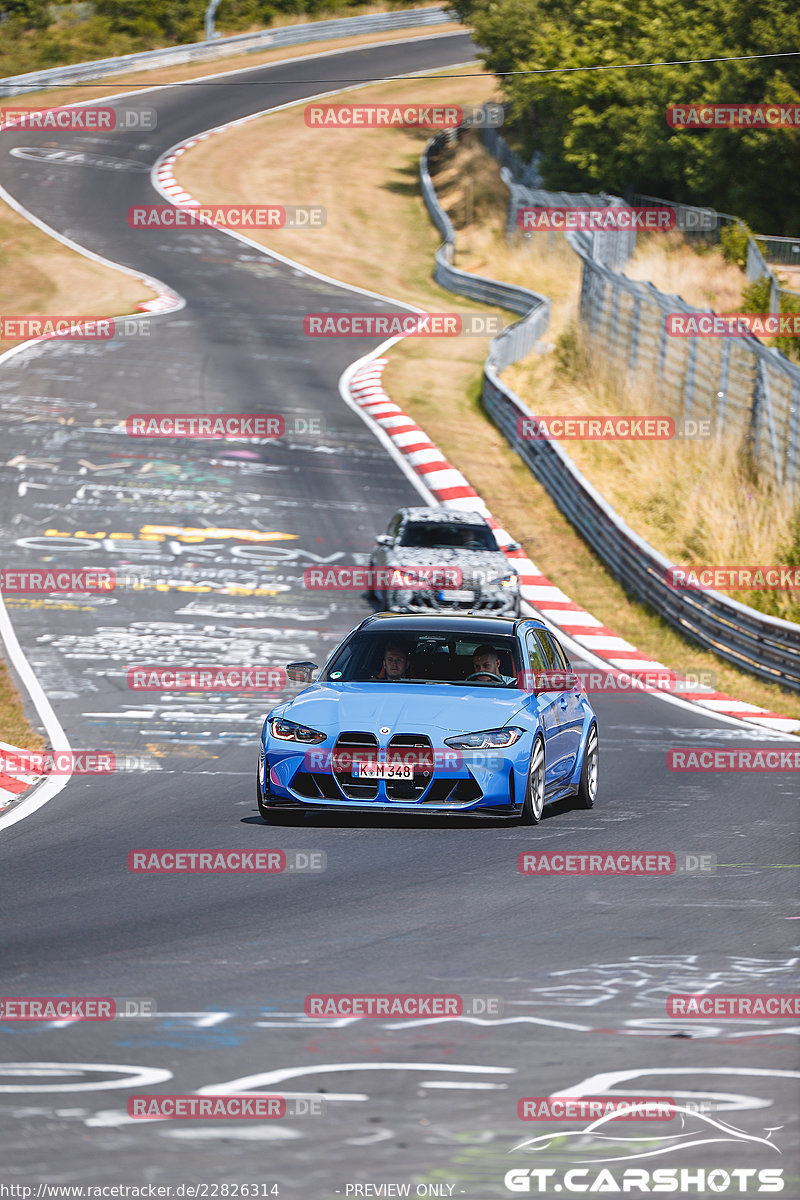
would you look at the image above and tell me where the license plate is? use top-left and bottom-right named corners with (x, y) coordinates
top-left (353, 761), bottom-right (414, 780)
top-left (438, 589), bottom-right (475, 602)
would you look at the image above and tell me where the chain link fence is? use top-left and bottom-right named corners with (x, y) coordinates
top-left (498, 157), bottom-right (800, 490)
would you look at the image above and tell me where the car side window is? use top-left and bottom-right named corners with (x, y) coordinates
top-left (542, 631), bottom-right (570, 671)
top-left (525, 631), bottom-right (548, 673)
top-left (388, 514), bottom-right (402, 539)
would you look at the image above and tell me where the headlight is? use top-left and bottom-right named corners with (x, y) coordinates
top-left (483, 572), bottom-right (519, 590)
top-left (444, 727), bottom-right (525, 749)
top-left (270, 717), bottom-right (326, 744)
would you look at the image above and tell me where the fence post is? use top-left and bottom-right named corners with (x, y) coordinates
top-left (717, 339), bottom-right (731, 435)
top-left (629, 296), bottom-right (641, 375)
top-left (787, 379), bottom-right (800, 489)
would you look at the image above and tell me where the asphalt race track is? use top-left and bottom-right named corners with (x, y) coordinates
top-left (0, 30), bottom-right (798, 1198)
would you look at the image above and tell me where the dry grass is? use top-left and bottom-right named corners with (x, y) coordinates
top-left (173, 74), bottom-right (800, 720)
top-left (0, 200), bottom-right (156, 354)
top-left (0, 660), bottom-right (45, 751)
top-left (623, 233), bottom-right (745, 311)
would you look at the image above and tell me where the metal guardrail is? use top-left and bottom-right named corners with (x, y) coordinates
top-left (420, 119), bottom-right (800, 693)
top-left (755, 234), bottom-right (800, 268)
top-left (0, 6), bottom-right (453, 97)
top-left (421, 129), bottom-right (551, 370)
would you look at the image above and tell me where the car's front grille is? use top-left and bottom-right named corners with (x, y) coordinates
top-left (386, 734), bottom-right (433, 800)
top-left (331, 732), bottom-right (379, 799)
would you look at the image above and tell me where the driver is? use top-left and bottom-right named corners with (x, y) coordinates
top-left (373, 640), bottom-right (412, 681)
top-left (471, 644), bottom-right (515, 684)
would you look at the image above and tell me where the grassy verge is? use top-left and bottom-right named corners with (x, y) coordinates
top-left (175, 79), bottom-right (800, 722)
top-left (0, 660), bottom-right (45, 752)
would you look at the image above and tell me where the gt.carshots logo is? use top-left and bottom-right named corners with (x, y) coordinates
top-left (1, 569), bottom-right (115, 593)
top-left (303, 566), bottom-right (462, 590)
top-left (304, 993), bottom-right (502, 1016)
top-left (126, 667), bottom-right (286, 691)
top-left (127, 205), bottom-right (325, 228)
top-left (503, 1168), bottom-right (784, 1192)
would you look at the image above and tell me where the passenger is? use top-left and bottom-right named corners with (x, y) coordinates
top-left (373, 640), bottom-right (412, 681)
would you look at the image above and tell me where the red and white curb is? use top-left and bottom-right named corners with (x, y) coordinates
top-left (0, 741), bottom-right (42, 811)
top-left (349, 358), bottom-right (799, 735)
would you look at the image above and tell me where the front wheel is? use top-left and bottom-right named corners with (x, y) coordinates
top-left (520, 736), bottom-right (545, 824)
top-left (573, 724), bottom-right (599, 809)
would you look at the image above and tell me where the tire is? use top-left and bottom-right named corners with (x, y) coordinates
top-left (573, 723), bottom-right (599, 809)
top-left (520, 736), bottom-right (545, 824)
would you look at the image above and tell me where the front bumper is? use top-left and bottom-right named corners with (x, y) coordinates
top-left (392, 589), bottom-right (520, 615)
top-left (261, 740), bottom-right (526, 814)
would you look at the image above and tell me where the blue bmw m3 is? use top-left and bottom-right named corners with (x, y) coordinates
top-left (256, 613), bottom-right (599, 824)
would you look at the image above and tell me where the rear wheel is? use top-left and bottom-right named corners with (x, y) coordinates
top-left (573, 724), bottom-right (599, 809)
top-left (520, 736), bottom-right (545, 824)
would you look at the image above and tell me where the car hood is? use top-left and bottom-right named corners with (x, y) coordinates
top-left (274, 682), bottom-right (527, 736)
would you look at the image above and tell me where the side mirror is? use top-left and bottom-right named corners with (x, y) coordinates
top-left (506, 541), bottom-right (521, 553)
top-left (286, 661), bottom-right (318, 683)
top-left (375, 534), bottom-right (394, 546)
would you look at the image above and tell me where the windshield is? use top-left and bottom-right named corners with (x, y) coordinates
top-left (322, 629), bottom-right (522, 685)
top-left (397, 522), bottom-right (498, 552)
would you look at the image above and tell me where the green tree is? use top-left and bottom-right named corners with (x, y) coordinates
top-left (449, 0), bottom-right (800, 233)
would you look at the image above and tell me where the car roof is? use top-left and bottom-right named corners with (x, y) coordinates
top-left (396, 507), bottom-right (491, 527)
top-left (357, 612), bottom-right (548, 635)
